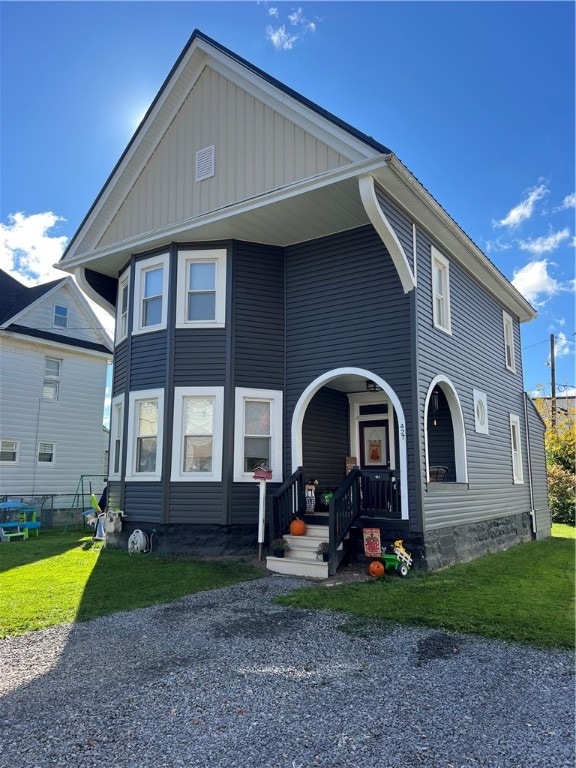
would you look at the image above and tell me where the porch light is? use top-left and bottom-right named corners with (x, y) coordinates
top-left (365, 380), bottom-right (382, 392)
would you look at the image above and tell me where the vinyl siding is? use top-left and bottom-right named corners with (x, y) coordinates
top-left (525, 394), bottom-right (550, 537)
top-left (302, 386), bottom-right (350, 489)
top-left (124, 483), bottom-right (163, 523)
top-left (169, 483), bottom-right (226, 524)
top-left (129, 332), bottom-right (168, 389)
top-left (173, 329), bottom-right (227, 385)
top-left (414, 225), bottom-right (533, 530)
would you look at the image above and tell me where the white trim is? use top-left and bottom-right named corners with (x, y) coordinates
top-left (109, 394), bottom-right (124, 479)
top-left (0, 439), bottom-right (19, 465)
top-left (359, 174), bottom-right (416, 294)
top-left (37, 440), bottom-right (56, 465)
top-left (509, 413), bottom-right (524, 484)
top-left (347, 392), bottom-right (396, 470)
top-left (132, 253), bottom-right (170, 335)
top-left (171, 387), bottom-right (224, 481)
top-left (424, 376), bottom-right (468, 483)
top-left (473, 389), bottom-right (489, 435)
top-left (431, 246), bottom-right (451, 334)
top-left (125, 388), bottom-right (164, 481)
top-left (53, 303), bottom-right (68, 329)
top-left (234, 388), bottom-right (283, 483)
top-left (412, 221), bottom-right (418, 282)
top-left (291, 368), bottom-right (409, 520)
top-left (115, 272), bottom-right (130, 344)
top-left (175, 249), bottom-right (227, 328)
top-left (503, 311), bottom-right (516, 373)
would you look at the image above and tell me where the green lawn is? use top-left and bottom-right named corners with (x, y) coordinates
top-left (0, 530), bottom-right (263, 638)
top-left (278, 535), bottom-right (575, 649)
top-left (553, 522), bottom-right (576, 539)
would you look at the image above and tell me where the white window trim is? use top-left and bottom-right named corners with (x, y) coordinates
top-left (53, 303), bottom-right (68, 329)
top-left (171, 387), bottom-right (224, 481)
top-left (37, 441), bottom-right (56, 465)
top-left (503, 311), bottom-right (516, 373)
top-left (132, 253), bottom-right (169, 335)
top-left (431, 246), bottom-right (451, 334)
top-left (116, 272), bottom-right (130, 344)
top-left (0, 439), bottom-right (19, 464)
top-left (509, 413), bottom-right (524, 484)
top-left (234, 388), bottom-right (283, 483)
top-left (109, 394), bottom-right (125, 480)
top-left (125, 389), bottom-right (164, 481)
top-left (43, 357), bottom-right (62, 403)
top-left (473, 389), bottom-right (489, 435)
top-left (176, 249), bottom-right (227, 329)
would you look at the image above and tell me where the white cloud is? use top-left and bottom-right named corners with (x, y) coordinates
top-left (484, 237), bottom-right (513, 254)
top-left (494, 183), bottom-right (548, 229)
top-left (518, 227), bottom-right (571, 255)
top-left (554, 192), bottom-right (576, 212)
top-left (288, 7), bottom-right (304, 25)
top-left (266, 25), bottom-right (299, 50)
top-left (511, 259), bottom-right (561, 305)
top-left (554, 332), bottom-right (572, 358)
top-left (0, 211), bottom-right (68, 283)
top-left (265, 6), bottom-right (318, 50)
top-left (268, 7), bottom-right (279, 18)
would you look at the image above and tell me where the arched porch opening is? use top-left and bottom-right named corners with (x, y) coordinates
top-left (424, 376), bottom-right (468, 483)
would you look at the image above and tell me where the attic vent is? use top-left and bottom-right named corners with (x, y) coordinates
top-left (196, 145), bottom-right (215, 182)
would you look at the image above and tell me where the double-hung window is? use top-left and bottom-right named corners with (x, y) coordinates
top-left (38, 441), bottom-right (55, 464)
top-left (116, 273), bottom-right (130, 343)
top-left (176, 249), bottom-right (226, 328)
top-left (234, 388), bottom-right (283, 482)
top-left (133, 254), bottom-right (169, 334)
top-left (53, 304), bottom-right (68, 328)
top-left (109, 395), bottom-right (124, 478)
top-left (43, 358), bottom-right (61, 401)
top-left (171, 388), bottom-right (224, 481)
top-left (0, 439), bottom-right (19, 463)
top-left (126, 389), bottom-right (164, 480)
top-left (431, 246), bottom-right (451, 334)
top-left (509, 414), bottom-right (524, 484)
top-left (503, 312), bottom-right (516, 372)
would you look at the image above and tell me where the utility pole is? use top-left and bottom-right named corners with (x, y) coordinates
top-left (550, 333), bottom-right (556, 431)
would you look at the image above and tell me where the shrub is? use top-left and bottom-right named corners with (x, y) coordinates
top-left (547, 463), bottom-right (576, 525)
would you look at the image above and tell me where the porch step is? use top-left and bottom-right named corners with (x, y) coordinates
top-left (266, 522), bottom-right (343, 579)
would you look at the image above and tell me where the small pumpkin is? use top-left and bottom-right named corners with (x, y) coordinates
top-left (289, 518), bottom-right (307, 536)
top-left (368, 560), bottom-right (385, 578)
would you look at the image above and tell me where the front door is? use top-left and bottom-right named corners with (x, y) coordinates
top-left (359, 419), bottom-right (390, 470)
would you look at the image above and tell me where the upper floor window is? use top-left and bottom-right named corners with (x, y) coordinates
top-left (133, 254), bottom-right (169, 334)
top-left (509, 413), bottom-right (523, 483)
top-left (38, 441), bottom-right (55, 464)
top-left (431, 246), bottom-right (451, 334)
top-left (53, 304), bottom-right (68, 329)
top-left (125, 389), bottom-right (164, 480)
top-left (233, 388), bottom-right (283, 482)
top-left (176, 249), bottom-right (226, 328)
top-left (0, 439), bottom-right (19, 463)
top-left (503, 311), bottom-right (516, 372)
top-left (43, 357), bottom-right (61, 401)
top-left (171, 388), bottom-right (224, 481)
top-left (116, 272), bottom-right (130, 343)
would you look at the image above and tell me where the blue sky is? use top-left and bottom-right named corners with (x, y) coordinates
top-left (1, 1), bottom-right (575, 423)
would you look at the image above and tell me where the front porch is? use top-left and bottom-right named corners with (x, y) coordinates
top-left (267, 466), bottom-right (408, 577)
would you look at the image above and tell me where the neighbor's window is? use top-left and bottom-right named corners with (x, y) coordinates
top-left (126, 389), bottom-right (164, 480)
top-left (53, 304), bottom-right (68, 329)
top-left (0, 439), bottom-right (18, 463)
top-left (116, 272), bottom-right (130, 343)
top-left (503, 311), bottom-right (516, 372)
top-left (133, 254), bottom-right (169, 334)
top-left (234, 388), bottom-right (283, 482)
top-left (37, 441), bottom-right (55, 464)
top-left (43, 357), bottom-right (61, 401)
top-left (509, 414), bottom-right (524, 484)
top-left (431, 246), bottom-right (451, 334)
top-left (171, 388), bottom-right (224, 481)
top-left (110, 394), bottom-right (124, 478)
top-left (176, 249), bottom-right (227, 328)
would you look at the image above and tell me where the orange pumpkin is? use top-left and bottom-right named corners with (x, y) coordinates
top-left (368, 560), bottom-right (385, 578)
top-left (289, 518), bottom-right (307, 536)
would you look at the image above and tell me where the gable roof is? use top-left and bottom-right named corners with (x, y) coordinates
top-left (58, 29), bottom-right (536, 323)
top-left (0, 270), bottom-right (65, 325)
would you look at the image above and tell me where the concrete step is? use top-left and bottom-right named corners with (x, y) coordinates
top-left (266, 555), bottom-right (328, 579)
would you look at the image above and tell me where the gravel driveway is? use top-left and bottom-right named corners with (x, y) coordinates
top-left (1, 575), bottom-right (573, 768)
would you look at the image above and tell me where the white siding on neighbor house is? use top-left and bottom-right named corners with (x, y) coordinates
top-left (97, 66), bottom-right (353, 250)
top-left (19, 283), bottom-right (105, 347)
top-left (0, 336), bottom-right (109, 496)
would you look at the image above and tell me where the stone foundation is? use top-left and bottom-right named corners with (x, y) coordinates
top-left (424, 512), bottom-right (533, 571)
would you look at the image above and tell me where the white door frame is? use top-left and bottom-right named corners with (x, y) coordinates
top-left (291, 367), bottom-right (409, 520)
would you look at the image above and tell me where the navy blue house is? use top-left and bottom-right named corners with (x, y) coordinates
top-left (59, 31), bottom-right (549, 576)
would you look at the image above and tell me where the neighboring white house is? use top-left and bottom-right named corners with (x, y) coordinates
top-left (0, 270), bottom-right (113, 497)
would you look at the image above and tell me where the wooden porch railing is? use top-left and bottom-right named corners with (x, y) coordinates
top-left (270, 467), bottom-right (305, 543)
top-left (328, 468), bottom-right (363, 572)
top-left (359, 469), bottom-right (401, 517)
